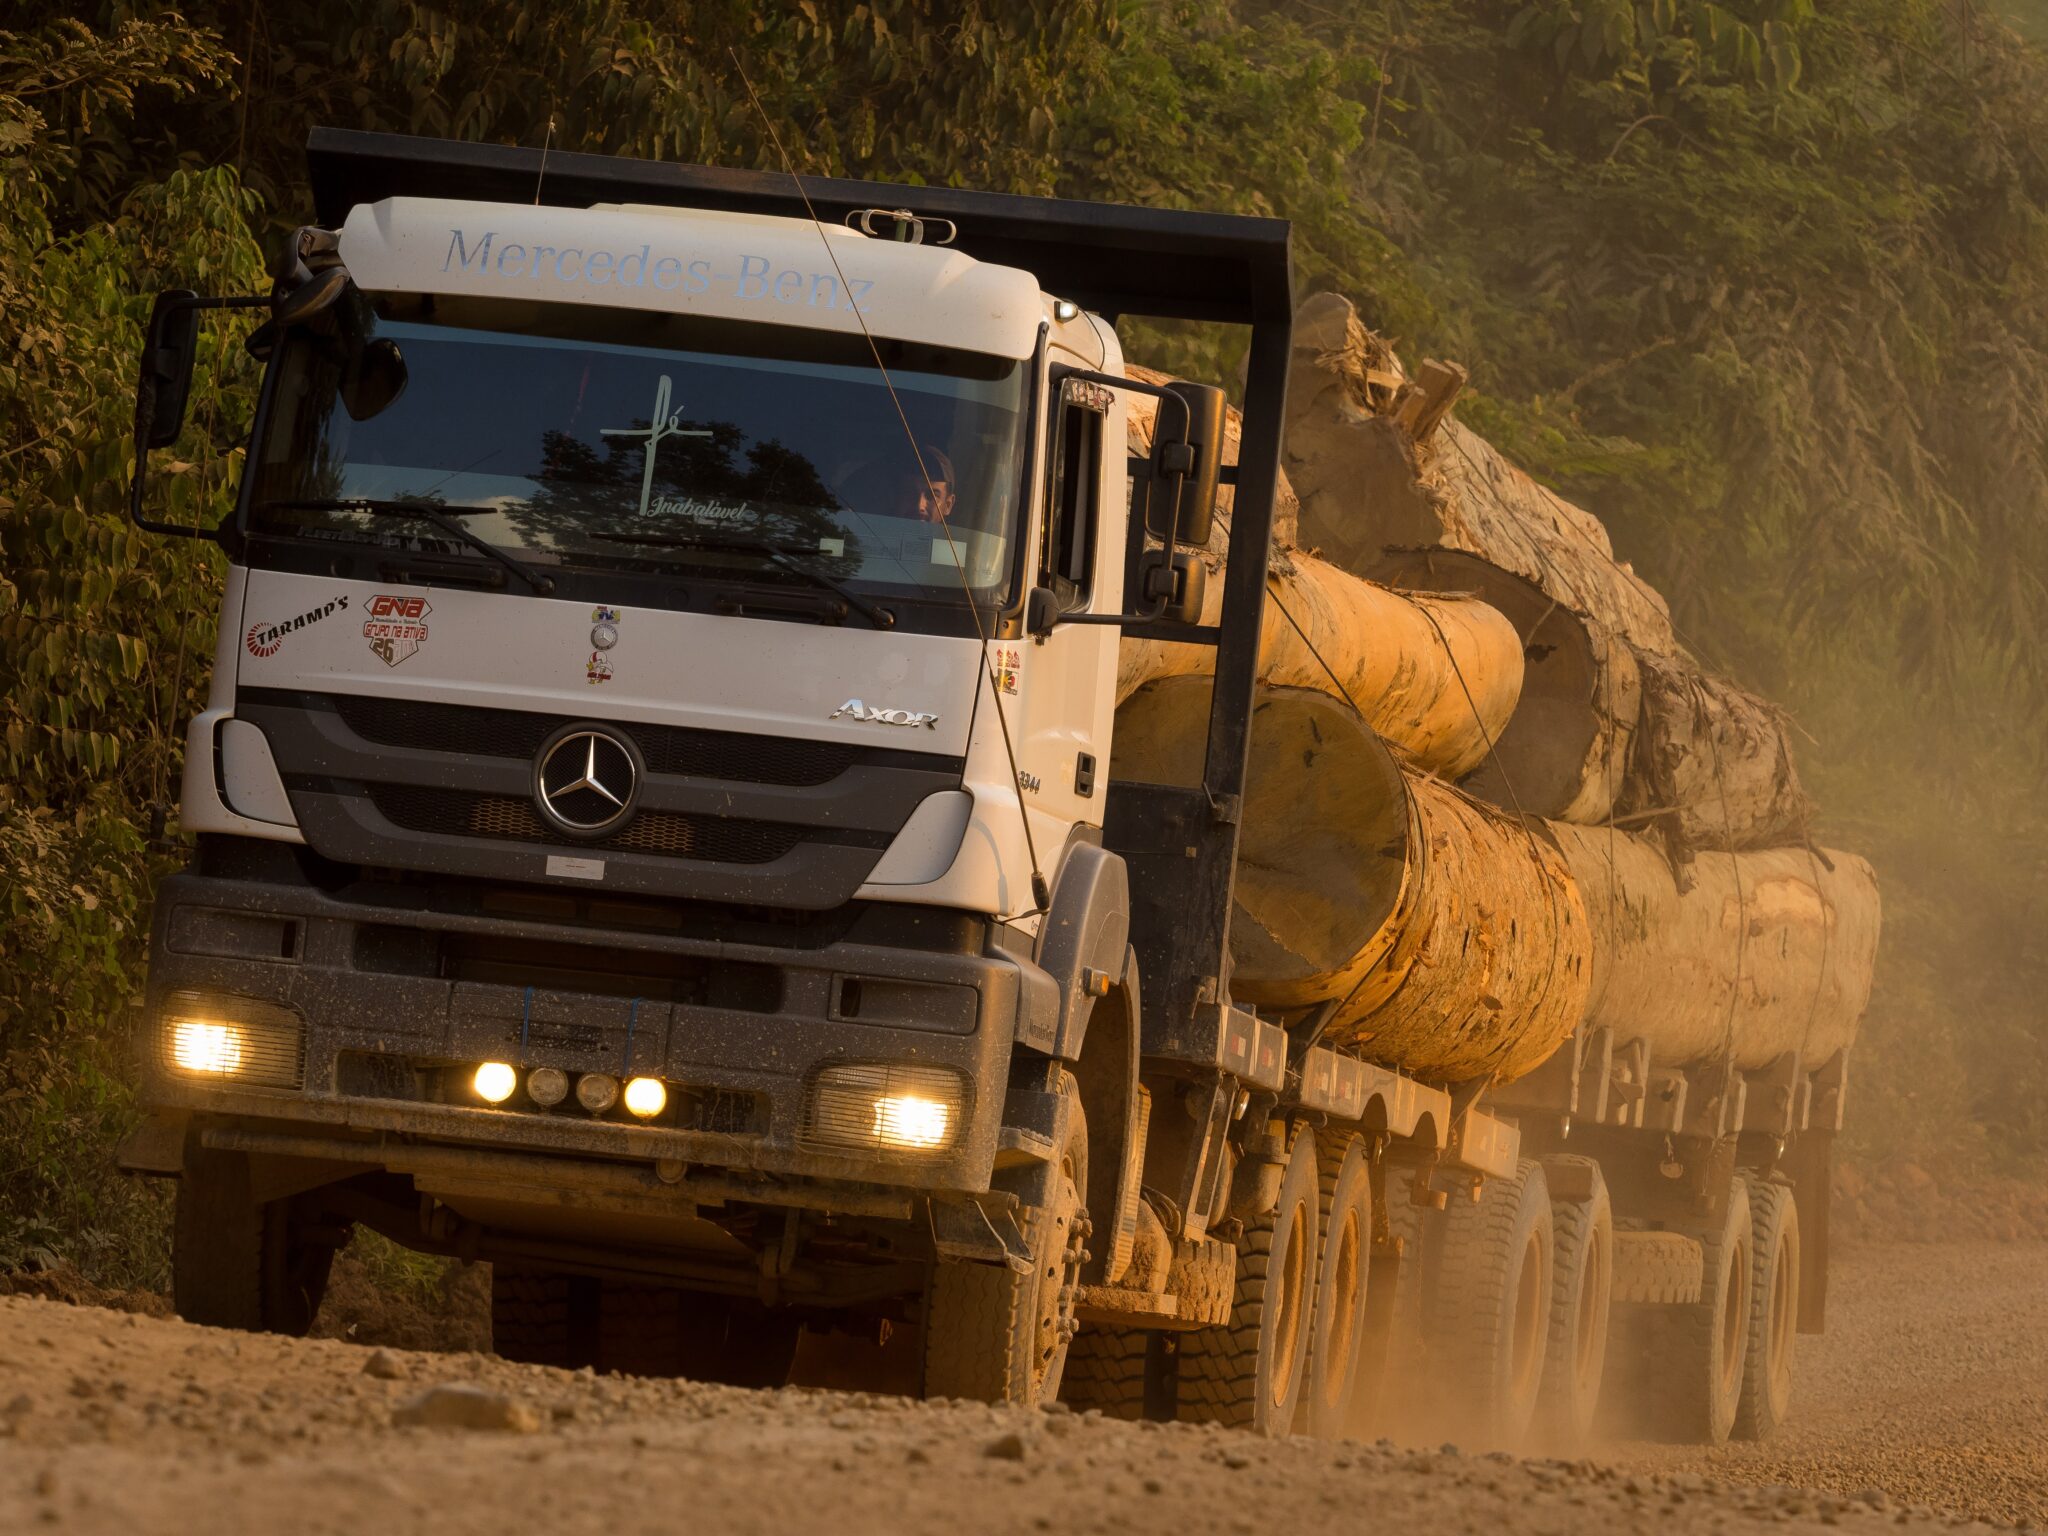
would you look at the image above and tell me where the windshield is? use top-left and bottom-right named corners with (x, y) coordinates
top-left (244, 294), bottom-right (1032, 602)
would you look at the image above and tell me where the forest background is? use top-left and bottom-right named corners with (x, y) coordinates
top-left (2, 1), bottom-right (2043, 1284)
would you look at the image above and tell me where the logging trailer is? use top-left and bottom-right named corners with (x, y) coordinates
top-left (118, 128), bottom-right (1843, 1445)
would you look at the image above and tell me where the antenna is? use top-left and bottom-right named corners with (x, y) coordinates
top-left (534, 114), bottom-right (556, 205)
top-left (727, 49), bottom-right (1052, 916)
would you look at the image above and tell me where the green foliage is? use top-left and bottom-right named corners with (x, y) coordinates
top-left (2, 0), bottom-right (2043, 1288)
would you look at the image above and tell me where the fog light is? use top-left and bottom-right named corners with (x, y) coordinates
top-left (623, 1077), bottom-right (667, 1119)
top-left (473, 1061), bottom-right (518, 1104)
top-left (527, 1067), bottom-right (569, 1107)
top-left (803, 1063), bottom-right (964, 1154)
top-left (576, 1072), bottom-right (620, 1113)
top-left (171, 1021), bottom-right (244, 1076)
top-left (158, 992), bottom-right (304, 1089)
top-left (873, 1094), bottom-right (950, 1150)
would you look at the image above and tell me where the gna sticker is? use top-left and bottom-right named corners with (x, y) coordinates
top-left (992, 646), bottom-right (1022, 696)
top-left (586, 651), bottom-right (614, 685)
top-left (244, 595), bottom-right (349, 659)
top-left (362, 592), bottom-right (433, 667)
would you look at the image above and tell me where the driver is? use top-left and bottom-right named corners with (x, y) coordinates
top-left (842, 445), bottom-right (956, 524)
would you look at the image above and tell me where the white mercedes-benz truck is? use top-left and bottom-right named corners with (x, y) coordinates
top-left (123, 129), bottom-right (1830, 1446)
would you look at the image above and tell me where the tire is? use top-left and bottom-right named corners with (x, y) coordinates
top-left (1426, 1158), bottom-right (1554, 1449)
top-left (491, 1266), bottom-right (598, 1369)
top-left (173, 1144), bottom-right (339, 1336)
top-left (1733, 1174), bottom-right (1800, 1441)
top-left (1298, 1130), bottom-right (1373, 1438)
top-left (1536, 1157), bottom-right (1613, 1450)
top-left (598, 1286), bottom-right (802, 1386)
top-left (1618, 1177), bottom-right (1753, 1445)
top-left (1179, 1122), bottom-right (1319, 1435)
top-left (922, 1079), bottom-right (1088, 1405)
top-left (1355, 1172), bottom-right (1429, 1438)
top-left (1059, 1324), bottom-right (1150, 1419)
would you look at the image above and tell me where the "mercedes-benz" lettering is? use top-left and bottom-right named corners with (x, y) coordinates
top-left (831, 699), bottom-right (939, 730)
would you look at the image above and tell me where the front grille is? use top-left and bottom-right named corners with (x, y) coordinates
top-left (327, 692), bottom-right (906, 785)
top-left (366, 783), bottom-right (873, 864)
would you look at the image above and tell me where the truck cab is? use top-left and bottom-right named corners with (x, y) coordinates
top-left (127, 128), bottom-right (1288, 1404)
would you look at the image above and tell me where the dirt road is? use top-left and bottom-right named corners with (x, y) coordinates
top-left (0, 1242), bottom-right (2039, 1536)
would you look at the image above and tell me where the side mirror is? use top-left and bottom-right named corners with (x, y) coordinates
top-left (138, 289), bottom-right (200, 449)
top-left (1142, 380), bottom-right (1226, 552)
top-left (1138, 549), bottom-right (1208, 626)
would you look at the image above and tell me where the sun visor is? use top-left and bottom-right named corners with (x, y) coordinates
top-left (336, 196), bottom-right (1043, 359)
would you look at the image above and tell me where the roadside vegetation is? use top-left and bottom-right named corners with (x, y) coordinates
top-left (3, 1), bottom-right (2043, 1287)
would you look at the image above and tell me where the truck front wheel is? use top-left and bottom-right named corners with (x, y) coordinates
top-left (173, 1144), bottom-right (340, 1336)
top-left (922, 1081), bottom-right (1088, 1405)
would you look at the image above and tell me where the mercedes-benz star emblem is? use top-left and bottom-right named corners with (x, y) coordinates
top-left (534, 726), bottom-right (640, 837)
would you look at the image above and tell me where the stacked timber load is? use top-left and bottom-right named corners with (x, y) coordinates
top-left (1108, 315), bottom-right (1878, 1092)
top-left (1282, 293), bottom-right (1814, 861)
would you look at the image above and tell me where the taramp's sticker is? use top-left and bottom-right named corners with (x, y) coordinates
top-left (244, 595), bottom-right (350, 659)
top-left (362, 593), bottom-right (433, 667)
top-left (587, 651), bottom-right (614, 685)
top-left (992, 646), bottom-right (1022, 696)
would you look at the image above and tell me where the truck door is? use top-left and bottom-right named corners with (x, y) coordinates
top-left (1007, 370), bottom-right (1120, 836)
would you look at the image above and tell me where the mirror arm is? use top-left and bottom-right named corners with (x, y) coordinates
top-left (129, 293), bottom-right (270, 540)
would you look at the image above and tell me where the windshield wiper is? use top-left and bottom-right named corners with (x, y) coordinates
top-left (593, 530), bottom-right (895, 630)
top-left (259, 497), bottom-right (556, 596)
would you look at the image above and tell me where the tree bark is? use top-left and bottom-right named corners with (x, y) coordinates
top-left (1112, 679), bottom-right (1592, 1085)
top-left (1117, 547), bottom-right (1526, 779)
top-left (1620, 650), bottom-right (1816, 857)
top-left (1547, 824), bottom-right (1880, 1072)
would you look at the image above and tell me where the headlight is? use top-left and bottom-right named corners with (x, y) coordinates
top-left (157, 992), bottom-right (303, 1089)
top-left (526, 1067), bottom-right (570, 1107)
top-left (576, 1072), bottom-right (620, 1114)
top-left (802, 1063), bottom-right (965, 1154)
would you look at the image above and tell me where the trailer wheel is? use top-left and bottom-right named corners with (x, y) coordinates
top-left (173, 1144), bottom-right (339, 1336)
top-left (1354, 1173), bottom-right (1430, 1438)
top-left (1059, 1325), bottom-right (1150, 1419)
top-left (923, 1081), bottom-right (1088, 1405)
top-left (1536, 1157), bottom-right (1613, 1449)
top-left (1298, 1130), bottom-right (1373, 1438)
top-left (1427, 1158), bottom-right (1553, 1449)
top-left (1733, 1175), bottom-right (1800, 1441)
top-left (491, 1266), bottom-right (597, 1368)
top-left (1626, 1177), bottom-right (1753, 1444)
top-left (1180, 1123), bottom-right (1320, 1434)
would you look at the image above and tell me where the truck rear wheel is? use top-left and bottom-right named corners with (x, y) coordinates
top-left (1733, 1174), bottom-right (1799, 1441)
top-left (1624, 1177), bottom-right (1753, 1444)
top-left (1299, 1130), bottom-right (1372, 1438)
top-left (172, 1144), bottom-right (338, 1336)
top-left (1536, 1157), bottom-right (1613, 1449)
top-left (599, 1286), bottom-right (802, 1386)
top-left (922, 1082), bottom-right (1088, 1405)
top-left (1427, 1158), bottom-right (1553, 1448)
top-left (491, 1266), bottom-right (597, 1368)
top-left (1059, 1324), bottom-right (1150, 1419)
top-left (1179, 1123), bottom-right (1320, 1435)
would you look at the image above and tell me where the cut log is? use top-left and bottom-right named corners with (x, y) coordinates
top-left (1620, 651), bottom-right (1816, 856)
top-left (1371, 548), bottom-right (1637, 826)
top-left (1124, 362), bottom-right (1298, 552)
top-left (1284, 293), bottom-right (1675, 653)
top-left (1547, 825), bottom-right (1880, 1072)
top-left (1112, 679), bottom-right (1592, 1085)
top-left (1117, 547), bottom-right (1525, 778)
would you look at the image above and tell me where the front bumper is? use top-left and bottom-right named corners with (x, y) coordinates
top-left (140, 861), bottom-right (1041, 1202)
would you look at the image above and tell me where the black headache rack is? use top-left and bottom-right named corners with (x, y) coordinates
top-left (305, 126), bottom-right (1294, 1079)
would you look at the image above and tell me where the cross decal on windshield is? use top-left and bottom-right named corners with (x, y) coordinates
top-left (600, 374), bottom-right (713, 517)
